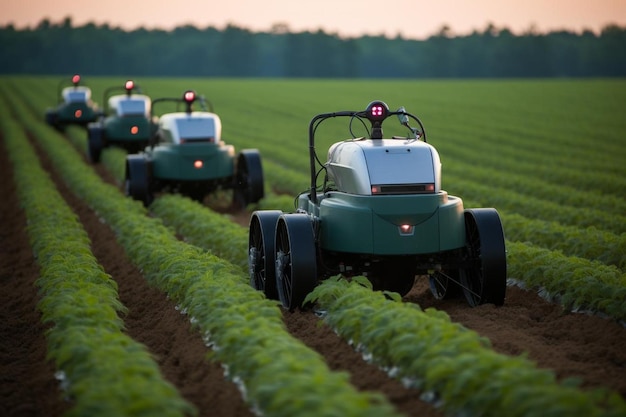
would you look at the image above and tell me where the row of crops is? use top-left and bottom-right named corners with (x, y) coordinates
top-left (2, 76), bottom-right (626, 416)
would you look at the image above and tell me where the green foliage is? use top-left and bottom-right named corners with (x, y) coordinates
top-left (4, 76), bottom-right (626, 416)
top-left (3, 83), bottom-right (405, 417)
top-left (0, 94), bottom-right (196, 416)
top-left (150, 194), bottom-right (250, 273)
top-left (307, 278), bottom-right (626, 417)
top-left (2, 22), bottom-right (626, 77)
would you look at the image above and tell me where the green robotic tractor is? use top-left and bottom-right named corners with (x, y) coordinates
top-left (125, 90), bottom-right (264, 208)
top-left (45, 74), bottom-right (99, 131)
top-left (87, 80), bottom-right (154, 163)
top-left (248, 101), bottom-right (507, 310)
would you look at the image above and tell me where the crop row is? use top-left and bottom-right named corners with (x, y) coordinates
top-left (54, 109), bottom-right (626, 322)
top-left (435, 124), bottom-right (626, 198)
top-left (84, 160), bottom-right (626, 416)
top-left (11, 76), bottom-right (626, 319)
top-left (0, 95), bottom-right (196, 417)
top-left (442, 158), bottom-right (626, 216)
top-left (306, 277), bottom-right (626, 417)
top-left (14, 76), bottom-right (626, 225)
top-left (505, 241), bottom-right (626, 321)
top-left (3, 85), bottom-right (405, 417)
top-left (54, 121), bottom-right (626, 275)
top-left (6, 77), bottom-right (626, 415)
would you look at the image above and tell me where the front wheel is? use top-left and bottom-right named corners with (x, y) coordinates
top-left (275, 214), bottom-right (318, 310)
top-left (460, 208), bottom-right (507, 306)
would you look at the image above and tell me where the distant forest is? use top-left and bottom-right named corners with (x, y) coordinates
top-left (1, 17), bottom-right (625, 78)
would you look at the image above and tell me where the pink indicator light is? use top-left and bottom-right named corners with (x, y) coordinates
top-left (130, 126), bottom-right (139, 134)
top-left (184, 91), bottom-right (195, 102)
top-left (72, 74), bottom-right (80, 84)
top-left (194, 160), bottom-right (203, 169)
top-left (125, 80), bottom-right (134, 90)
top-left (74, 109), bottom-right (82, 118)
top-left (371, 105), bottom-right (384, 116)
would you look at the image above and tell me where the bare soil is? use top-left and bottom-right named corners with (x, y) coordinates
top-left (1, 133), bottom-right (625, 416)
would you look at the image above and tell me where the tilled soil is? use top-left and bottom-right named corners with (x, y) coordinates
top-left (1, 133), bottom-right (625, 417)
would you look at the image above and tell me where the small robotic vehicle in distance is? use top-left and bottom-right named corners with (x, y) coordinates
top-left (45, 74), bottom-right (99, 131)
top-left (125, 90), bottom-right (264, 208)
top-left (248, 100), bottom-right (507, 310)
top-left (87, 80), bottom-right (154, 163)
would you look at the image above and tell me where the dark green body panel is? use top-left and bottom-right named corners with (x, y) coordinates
top-left (151, 143), bottom-right (235, 180)
top-left (302, 191), bottom-right (465, 255)
top-left (55, 102), bottom-right (98, 124)
top-left (104, 115), bottom-right (152, 141)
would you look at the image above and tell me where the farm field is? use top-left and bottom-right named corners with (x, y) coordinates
top-left (1, 76), bottom-right (626, 417)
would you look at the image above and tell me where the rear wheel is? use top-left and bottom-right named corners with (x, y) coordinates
top-left (461, 208), bottom-right (507, 306)
top-left (87, 124), bottom-right (105, 163)
top-left (248, 210), bottom-right (283, 300)
top-left (125, 155), bottom-right (153, 206)
top-left (275, 214), bottom-right (318, 310)
top-left (233, 150), bottom-right (264, 209)
top-left (45, 109), bottom-right (56, 127)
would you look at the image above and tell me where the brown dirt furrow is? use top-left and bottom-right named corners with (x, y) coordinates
top-left (0, 135), bottom-right (70, 417)
top-left (405, 278), bottom-right (626, 397)
top-left (20, 132), bottom-right (254, 417)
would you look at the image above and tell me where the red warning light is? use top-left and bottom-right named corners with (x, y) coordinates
top-left (130, 126), bottom-right (139, 135)
top-left (125, 80), bottom-right (134, 90)
top-left (72, 74), bottom-right (81, 84)
top-left (184, 90), bottom-right (196, 103)
top-left (74, 109), bottom-right (82, 118)
top-left (193, 160), bottom-right (203, 169)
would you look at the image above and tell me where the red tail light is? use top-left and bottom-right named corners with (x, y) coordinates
top-left (74, 109), bottom-right (82, 118)
top-left (398, 224), bottom-right (414, 235)
top-left (130, 126), bottom-right (139, 135)
top-left (193, 160), bottom-right (203, 169)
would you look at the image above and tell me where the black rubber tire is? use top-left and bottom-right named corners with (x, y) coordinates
top-left (87, 124), bottom-right (105, 163)
top-left (45, 109), bottom-right (56, 127)
top-left (460, 208), bottom-right (507, 306)
top-left (248, 210), bottom-right (283, 300)
top-left (274, 214), bottom-right (318, 310)
top-left (125, 155), bottom-right (153, 206)
top-left (233, 149), bottom-right (264, 209)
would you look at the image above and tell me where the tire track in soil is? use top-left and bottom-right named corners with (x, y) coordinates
top-left (26, 133), bottom-right (255, 417)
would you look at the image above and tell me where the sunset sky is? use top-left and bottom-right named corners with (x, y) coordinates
top-left (2, 0), bottom-right (625, 40)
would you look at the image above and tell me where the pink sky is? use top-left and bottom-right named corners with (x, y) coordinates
top-left (2, 0), bottom-right (625, 39)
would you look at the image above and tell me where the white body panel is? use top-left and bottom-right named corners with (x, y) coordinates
top-left (62, 86), bottom-right (91, 103)
top-left (108, 94), bottom-right (151, 117)
top-left (158, 112), bottom-right (222, 144)
top-left (326, 138), bottom-right (441, 195)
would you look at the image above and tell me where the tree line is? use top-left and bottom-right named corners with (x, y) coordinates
top-left (1, 17), bottom-right (625, 78)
